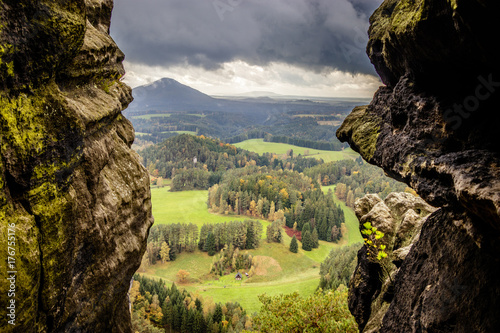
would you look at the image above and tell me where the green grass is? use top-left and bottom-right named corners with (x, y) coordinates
top-left (143, 184), bottom-right (362, 314)
top-left (151, 187), bottom-right (265, 227)
top-left (161, 130), bottom-right (197, 135)
top-left (143, 240), bottom-right (321, 313)
top-left (189, 275), bottom-right (319, 314)
top-left (234, 139), bottom-right (358, 162)
top-left (132, 113), bottom-right (172, 119)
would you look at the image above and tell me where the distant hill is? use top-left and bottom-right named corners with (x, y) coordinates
top-left (128, 78), bottom-right (221, 112)
top-left (125, 78), bottom-right (369, 148)
top-left (126, 78), bottom-right (367, 117)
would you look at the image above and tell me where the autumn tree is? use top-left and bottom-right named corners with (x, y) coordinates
top-left (335, 183), bottom-right (347, 201)
top-left (177, 269), bottom-right (190, 283)
top-left (160, 241), bottom-right (170, 263)
top-left (253, 288), bottom-right (357, 332)
top-left (268, 201), bottom-right (276, 221)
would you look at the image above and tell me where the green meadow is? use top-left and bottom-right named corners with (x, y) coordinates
top-left (234, 139), bottom-right (358, 162)
top-left (132, 113), bottom-right (172, 119)
top-left (162, 130), bottom-right (197, 135)
top-left (144, 185), bottom-right (361, 313)
top-left (142, 140), bottom-right (363, 314)
top-left (150, 187), bottom-right (266, 227)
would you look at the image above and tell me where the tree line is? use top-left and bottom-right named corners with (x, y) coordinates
top-left (146, 223), bottom-right (199, 264)
top-left (140, 134), bottom-right (327, 191)
top-left (304, 157), bottom-right (413, 207)
top-left (144, 220), bottom-right (263, 266)
top-left (207, 167), bottom-right (345, 242)
top-left (198, 220), bottom-right (263, 255)
top-left (131, 275), bottom-right (253, 332)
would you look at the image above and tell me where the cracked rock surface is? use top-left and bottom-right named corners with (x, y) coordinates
top-left (0, 1), bottom-right (153, 331)
top-left (338, 0), bottom-right (500, 331)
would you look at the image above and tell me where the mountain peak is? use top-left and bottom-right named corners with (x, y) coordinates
top-left (129, 78), bottom-right (216, 112)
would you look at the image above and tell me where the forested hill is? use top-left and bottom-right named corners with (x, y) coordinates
top-left (139, 134), bottom-right (410, 201)
top-left (139, 134), bottom-right (322, 190)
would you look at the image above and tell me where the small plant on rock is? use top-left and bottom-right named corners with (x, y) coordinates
top-left (361, 221), bottom-right (392, 284)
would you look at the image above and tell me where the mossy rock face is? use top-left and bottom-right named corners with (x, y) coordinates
top-left (338, 0), bottom-right (500, 332)
top-left (0, 1), bottom-right (153, 331)
top-left (0, 0), bottom-right (87, 90)
top-left (367, 0), bottom-right (500, 88)
top-left (336, 105), bottom-right (381, 162)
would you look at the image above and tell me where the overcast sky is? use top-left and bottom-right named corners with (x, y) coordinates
top-left (110, 0), bottom-right (384, 97)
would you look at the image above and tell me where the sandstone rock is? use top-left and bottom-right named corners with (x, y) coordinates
top-left (0, 1), bottom-right (153, 332)
top-left (349, 193), bottom-right (434, 332)
top-left (339, 0), bottom-right (500, 331)
top-left (354, 193), bottom-right (382, 221)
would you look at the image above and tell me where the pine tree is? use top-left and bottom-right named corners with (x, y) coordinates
top-left (289, 235), bottom-right (298, 253)
top-left (311, 228), bottom-right (319, 248)
top-left (302, 222), bottom-right (311, 234)
top-left (245, 226), bottom-right (255, 249)
top-left (213, 303), bottom-right (223, 323)
top-left (195, 298), bottom-right (203, 312)
top-left (193, 311), bottom-right (205, 333)
top-left (302, 230), bottom-right (313, 251)
top-left (206, 232), bottom-right (216, 256)
top-left (181, 308), bottom-right (188, 333)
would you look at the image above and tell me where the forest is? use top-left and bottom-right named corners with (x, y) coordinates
top-left (304, 157), bottom-right (413, 207)
top-left (139, 134), bottom-right (323, 191)
top-left (131, 273), bottom-right (358, 333)
top-left (207, 168), bottom-right (345, 242)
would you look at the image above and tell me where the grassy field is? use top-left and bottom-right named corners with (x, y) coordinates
top-left (234, 139), bottom-right (358, 162)
top-left (161, 130), bottom-right (197, 135)
top-left (150, 187), bottom-right (267, 227)
top-left (144, 186), bottom-right (362, 313)
top-left (141, 238), bottom-right (321, 313)
top-left (132, 113), bottom-right (172, 119)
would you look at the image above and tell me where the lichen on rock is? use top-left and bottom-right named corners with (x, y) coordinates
top-left (0, 1), bottom-right (153, 332)
top-left (338, 0), bottom-right (500, 331)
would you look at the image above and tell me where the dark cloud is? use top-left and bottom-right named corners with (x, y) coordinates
top-left (110, 0), bottom-right (383, 75)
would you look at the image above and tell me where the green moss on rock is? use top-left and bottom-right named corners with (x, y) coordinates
top-left (336, 105), bottom-right (381, 162)
top-left (0, 1), bottom-right (152, 331)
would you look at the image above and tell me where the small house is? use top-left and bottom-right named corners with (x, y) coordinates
top-left (245, 272), bottom-right (249, 277)
top-left (235, 272), bottom-right (242, 280)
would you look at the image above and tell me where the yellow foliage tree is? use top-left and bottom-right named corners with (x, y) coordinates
top-left (177, 269), bottom-right (190, 283)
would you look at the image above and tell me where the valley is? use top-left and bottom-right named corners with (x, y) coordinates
top-left (139, 181), bottom-right (362, 313)
top-left (126, 79), bottom-right (409, 332)
top-left (132, 135), bottom-right (382, 323)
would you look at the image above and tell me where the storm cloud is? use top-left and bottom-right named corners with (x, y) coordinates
top-left (110, 0), bottom-right (383, 76)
